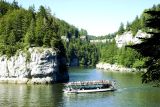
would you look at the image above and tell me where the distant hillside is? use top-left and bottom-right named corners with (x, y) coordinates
top-left (97, 4), bottom-right (160, 69)
top-left (87, 33), bottom-right (115, 44)
top-left (115, 4), bottom-right (160, 48)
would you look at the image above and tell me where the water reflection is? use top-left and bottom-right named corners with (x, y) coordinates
top-left (69, 67), bottom-right (106, 82)
top-left (0, 84), bottom-right (65, 107)
top-left (63, 91), bottom-right (115, 107)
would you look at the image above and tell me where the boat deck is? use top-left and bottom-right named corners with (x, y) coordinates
top-left (63, 80), bottom-right (116, 93)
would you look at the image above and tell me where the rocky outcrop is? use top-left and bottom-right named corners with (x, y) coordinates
top-left (96, 62), bottom-right (146, 72)
top-left (0, 47), bottom-right (69, 84)
top-left (115, 30), bottom-right (151, 48)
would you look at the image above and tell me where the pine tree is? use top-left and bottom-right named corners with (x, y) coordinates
top-left (130, 16), bottom-right (141, 36)
top-left (117, 22), bottom-right (125, 35)
top-left (130, 8), bottom-right (160, 85)
top-left (126, 22), bottom-right (131, 31)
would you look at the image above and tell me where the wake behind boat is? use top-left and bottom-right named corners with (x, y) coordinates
top-left (63, 80), bottom-right (116, 93)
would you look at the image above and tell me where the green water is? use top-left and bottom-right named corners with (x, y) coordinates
top-left (0, 68), bottom-right (160, 107)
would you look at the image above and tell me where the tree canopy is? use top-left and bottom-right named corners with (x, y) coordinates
top-left (0, 1), bottom-right (98, 66)
top-left (130, 4), bottom-right (160, 85)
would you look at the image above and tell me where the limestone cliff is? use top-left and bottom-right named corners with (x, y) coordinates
top-left (115, 30), bottom-right (151, 48)
top-left (0, 47), bottom-right (69, 84)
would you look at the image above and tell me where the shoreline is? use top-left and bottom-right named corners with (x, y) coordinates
top-left (96, 62), bottom-right (146, 72)
top-left (0, 77), bottom-right (55, 84)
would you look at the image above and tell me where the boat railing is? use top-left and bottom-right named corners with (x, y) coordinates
top-left (65, 80), bottom-right (113, 86)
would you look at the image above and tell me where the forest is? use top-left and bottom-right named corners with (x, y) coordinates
top-left (0, 1), bottom-right (98, 66)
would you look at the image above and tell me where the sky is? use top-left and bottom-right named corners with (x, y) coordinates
top-left (6, 0), bottom-right (160, 36)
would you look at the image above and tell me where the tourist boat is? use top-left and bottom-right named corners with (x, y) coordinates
top-left (63, 80), bottom-right (116, 93)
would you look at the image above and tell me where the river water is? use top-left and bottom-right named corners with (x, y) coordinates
top-left (0, 67), bottom-right (160, 107)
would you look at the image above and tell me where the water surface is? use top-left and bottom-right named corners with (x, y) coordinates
top-left (0, 67), bottom-right (160, 107)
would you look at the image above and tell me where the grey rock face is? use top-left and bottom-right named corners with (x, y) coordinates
top-left (115, 30), bottom-right (151, 48)
top-left (0, 47), bottom-right (69, 84)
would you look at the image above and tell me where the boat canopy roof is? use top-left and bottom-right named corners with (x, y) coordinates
top-left (65, 80), bottom-right (112, 86)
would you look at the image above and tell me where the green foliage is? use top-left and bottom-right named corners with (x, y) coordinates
top-left (0, 5), bottom-right (32, 56)
top-left (25, 50), bottom-right (31, 63)
top-left (0, 0), bottom-right (19, 16)
top-left (117, 22), bottom-right (125, 35)
top-left (116, 9), bottom-right (149, 36)
top-left (0, 1), bottom-right (98, 67)
top-left (88, 33), bottom-right (116, 40)
top-left (130, 4), bottom-right (160, 84)
top-left (79, 29), bottom-right (88, 36)
top-left (130, 16), bottom-right (141, 36)
top-left (99, 41), bottom-right (117, 64)
top-left (99, 40), bottom-right (146, 69)
top-left (64, 38), bottom-right (99, 66)
top-left (132, 59), bottom-right (145, 70)
top-left (126, 22), bottom-right (131, 31)
top-left (0, 1), bottom-right (67, 58)
top-left (24, 19), bottom-right (36, 47)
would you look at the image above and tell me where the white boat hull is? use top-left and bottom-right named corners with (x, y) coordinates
top-left (64, 87), bottom-right (115, 93)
